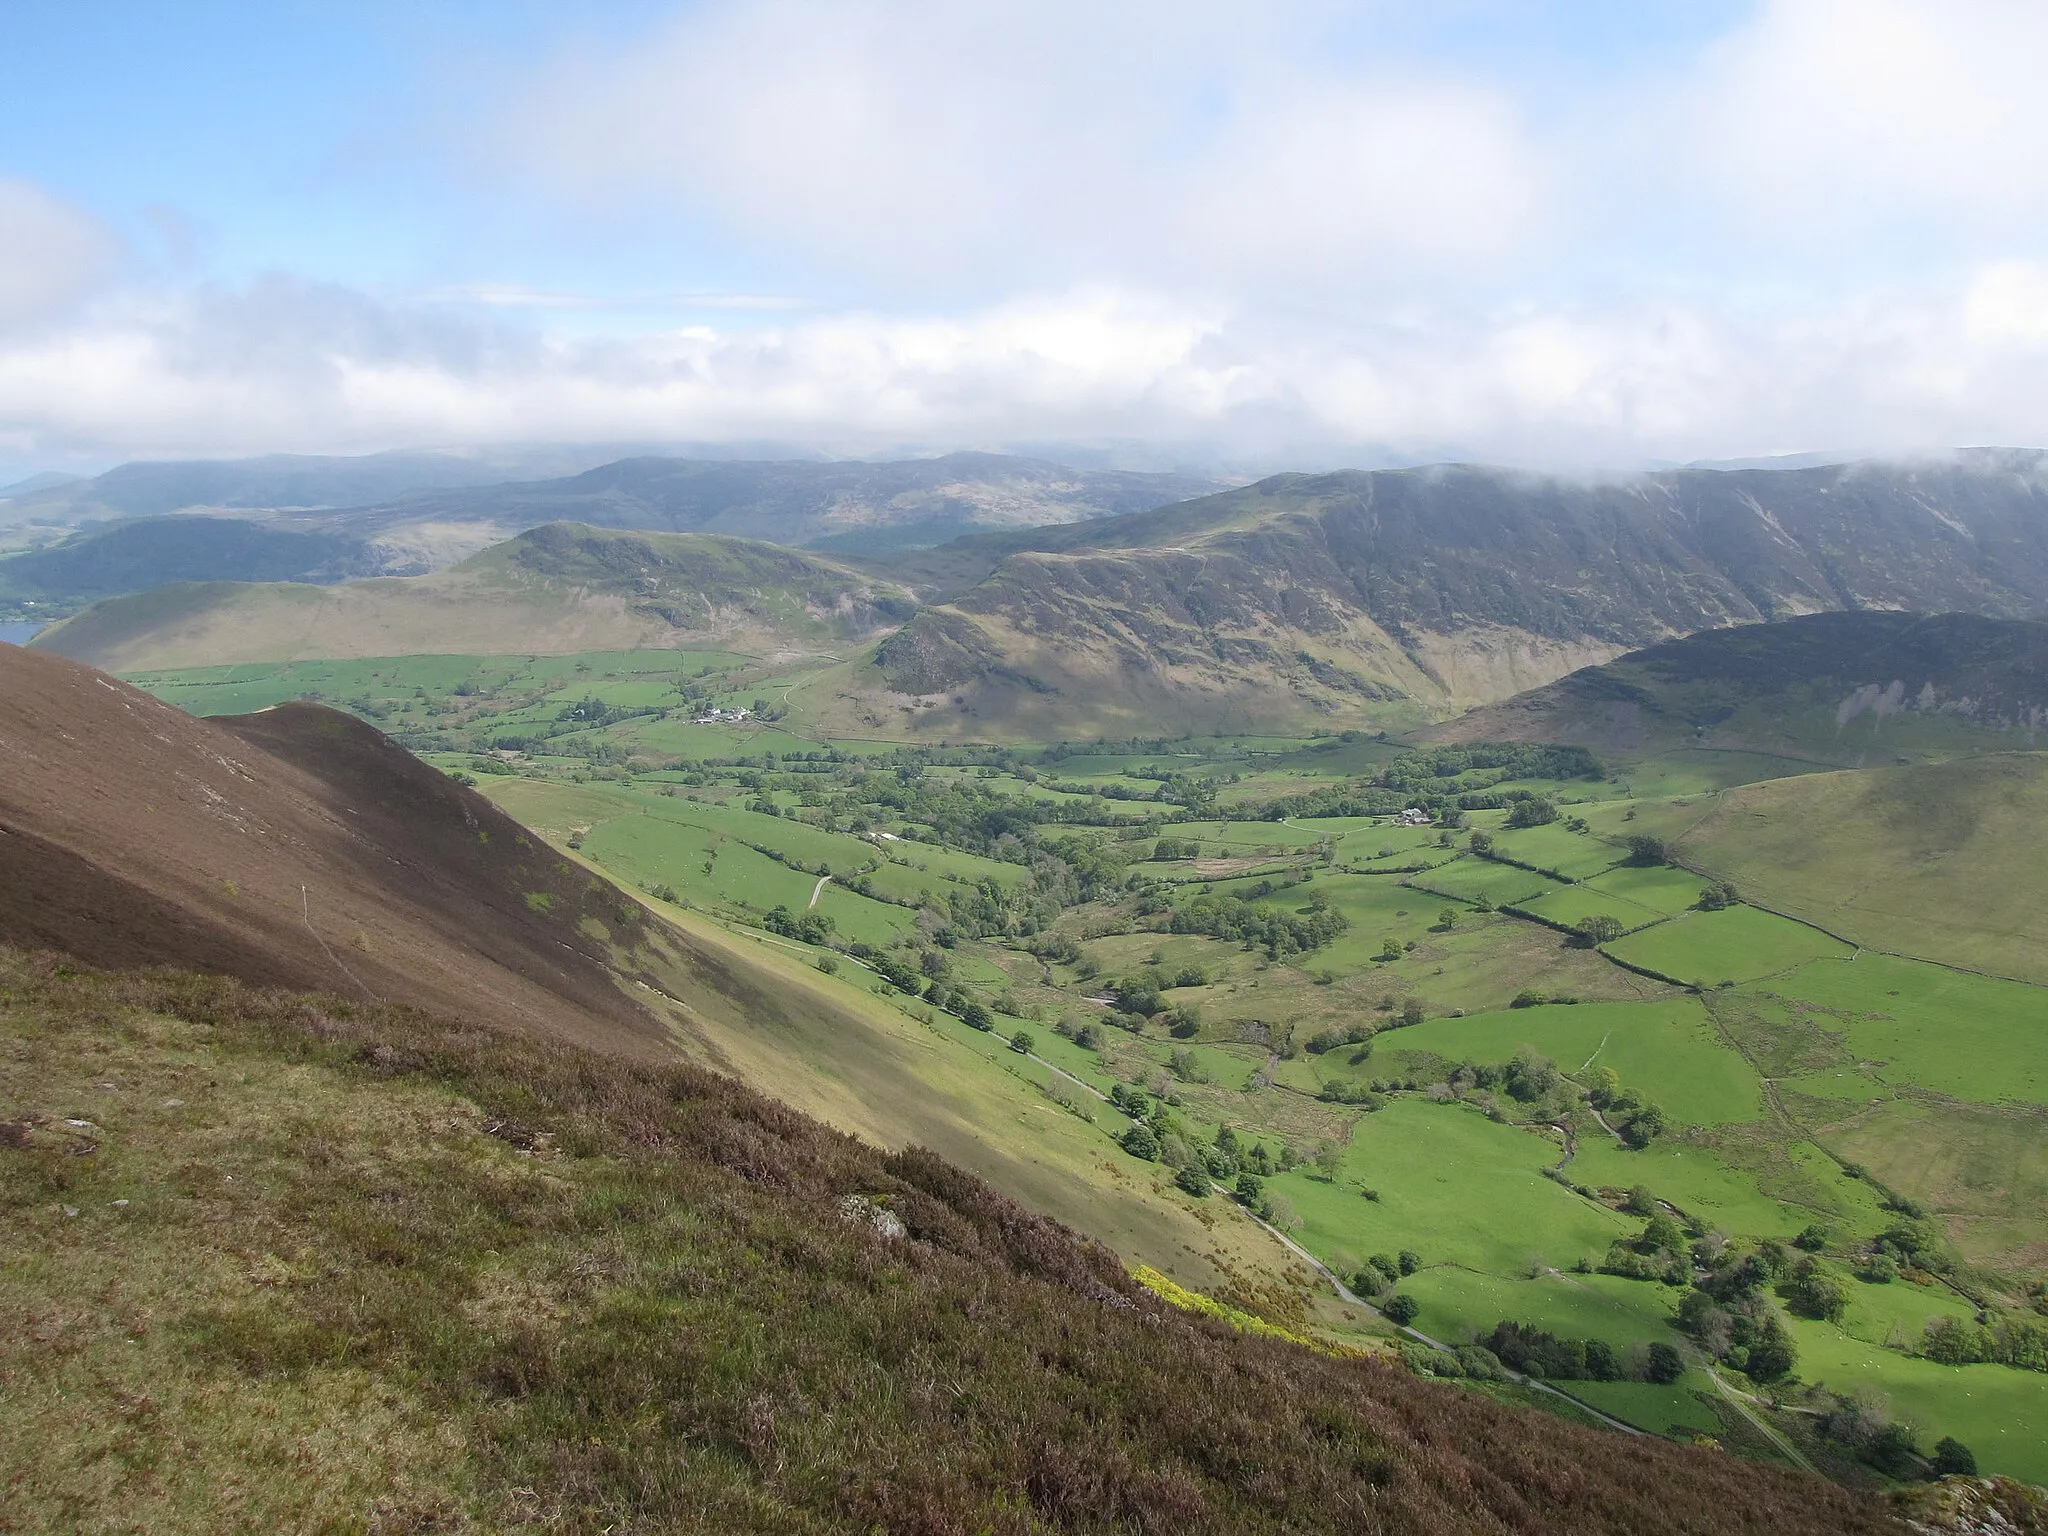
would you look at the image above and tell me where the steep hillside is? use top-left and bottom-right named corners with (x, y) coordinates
top-left (29, 523), bottom-right (915, 670)
top-left (0, 954), bottom-right (1900, 1535)
top-left (319, 449), bottom-right (1224, 552)
top-left (0, 644), bottom-right (1304, 1299)
top-left (1626, 752), bottom-right (2048, 985)
top-left (0, 644), bottom-right (680, 1057)
top-left (1430, 611), bottom-right (2048, 763)
top-left (827, 454), bottom-right (2048, 737)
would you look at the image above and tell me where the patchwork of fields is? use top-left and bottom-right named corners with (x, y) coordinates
top-left (120, 648), bottom-right (2048, 1489)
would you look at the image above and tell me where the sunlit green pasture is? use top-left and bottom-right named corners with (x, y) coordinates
top-left (1580, 862), bottom-right (1718, 915)
top-left (1517, 884), bottom-right (1664, 933)
top-left (1487, 821), bottom-right (1627, 880)
top-left (1408, 858), bottom-right (1565, 907)
top-left (1378, 999), bottom-right (1764, 1128)
top-left (1275, 1099), bottom-right (1632, 1278)
top-left (1605, 907), bottom-right (1853, 985)
top-left (1755, 954), bottom-right (2048, 1107)
top-left (1787, 1318), bottom-right (2048, 1486)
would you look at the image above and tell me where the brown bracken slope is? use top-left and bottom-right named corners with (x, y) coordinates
top-left (0, 643), bottom-right (670, 1059)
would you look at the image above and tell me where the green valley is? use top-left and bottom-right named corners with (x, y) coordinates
top-left (100, 629), bottom-right (2048, 1495)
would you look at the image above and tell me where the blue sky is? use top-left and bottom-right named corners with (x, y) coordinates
top-left (3, 1), bottom-right (2046, 477)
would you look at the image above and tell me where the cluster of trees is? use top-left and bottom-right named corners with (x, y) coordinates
top-left (763, 904), bottom-right (836, 946)
top-left (1504, 797), bottom-right (1558, 829)
top-left (1817, 1393), bottom-right (1975, 1480)
top-left (1483, 1322), bottom-right (1684, 1385)
top-left (1168, 891), bottom-right (1350, 958)
top-left (1922, 1312), bottom-right (2048, 1373)
top-left (1351, 1250), bottom-right (1422, 1296)
top-left (1671, 1238), bottom-right (1800, 1383)
top-left (1094, 967), bottom-right (1205, 1035)
top-left (1318, 1080), bottom-right (1384, 1107)
top-left (1116, 1096), bottom-right (1289, 1198)
top-left (1585, 1065), bottom-right (1667, 1146)
top-left (1601, 1209), bottom-right (1694, 1286)
top-left (1305, 1021), bottom-right (1376, 1055)
top-left (1780, 1255), bottom-right (1852, 1322)
top-left (1568, 914), bottom-right (1627, 946)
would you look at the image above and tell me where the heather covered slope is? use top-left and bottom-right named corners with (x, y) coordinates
top-left (0, 953), bottom-right (1898, 1535)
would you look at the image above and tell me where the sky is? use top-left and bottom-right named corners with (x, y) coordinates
top-left (4, 0), bottom-right (2048, 479)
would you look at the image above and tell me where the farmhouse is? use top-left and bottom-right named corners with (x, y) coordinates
top-left (692, 706), bottom-right (752, 725)
top-left (1395, 806), bottom-right (1432, 827)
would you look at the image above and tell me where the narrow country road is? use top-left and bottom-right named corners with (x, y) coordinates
top-left (808, 874), bottom-right (831, 908)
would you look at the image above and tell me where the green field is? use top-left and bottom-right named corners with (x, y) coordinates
top-left (1380, 999), bottom-right (1764, 1128)
top-left (1580, 862), bottom-right (1718, 915)
top-left (1756, 954), bottom-right (2048, 1107)
top-left (1605, 907), bottom-right (1854, 985)
top-left (1517, 884), bottom-right (1664, 934)
top-left (1276, 1100), bottom-right (1630, 1275)
top-left (1788, 1318), bottom-right (2048, 1485)
top-left (1640, 753), bottom-right (2048, 984)
top-left (1487, 821), bottom-right (1627, 880)
top-left (1409, 857), bottom-right (1566, 907)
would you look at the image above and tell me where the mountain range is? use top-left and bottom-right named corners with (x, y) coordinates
top-left (827, 451), bottom-right (2048, 736)
top-left (0, 449), bottom-right (1226, 620)
top-left (24, 449), bottom-right (2048, 739)
top-left (279, 449), bottom-right (1226, 553)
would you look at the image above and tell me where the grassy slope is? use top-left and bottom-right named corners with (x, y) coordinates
top-left (1425, 612), bottom-right (2048, 768)
top-left (621, 895), bottom-right (1297, 1298)
top-left (1637, 753), bottom-right (2048, 984)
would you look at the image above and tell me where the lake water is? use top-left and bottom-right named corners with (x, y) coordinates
top-left (0, 622), bottom-right (45, 645)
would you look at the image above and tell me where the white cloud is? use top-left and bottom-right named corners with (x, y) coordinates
top-left (0, 179), bottom-right (119, 329)
top-left (1691, 0), bottom-right (2048, 241)
top-left (5, 266), bottom-right (2048, 469)
top-left (11, 5), bottom-right (2048, 470)
top-left (496, 0), bottom-right (1549, 292)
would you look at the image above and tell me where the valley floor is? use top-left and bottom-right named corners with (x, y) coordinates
top-left (120, 648), bottom-right (2048, 1493)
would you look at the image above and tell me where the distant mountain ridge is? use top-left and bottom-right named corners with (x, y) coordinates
top-left (0, 451), bottom-right (1227, 615)
top-left (301, 450), bottom-right (1226, 552)
top-left (29, 451), bottom-right (2048, 741)
top-left (0, 446), bottom-right (683, 524)
top-left (29, 523), bottom-right (916, 670)
top-left (0, 516), bottom-right (391, 617)
top-left (819, 451), bottom-right (2048, 737)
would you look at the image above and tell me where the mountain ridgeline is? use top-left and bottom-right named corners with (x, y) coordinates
top-left (26, 450), bottom-right (2048, 737)
top-left (808, 451), bottom-right (2048, 736)
top-left (30, 524), bottom-right (919, 670)
top-left (0, 516), bottom-right (393, 616)
top-left (308, 449), bottom-right (1227, 553)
